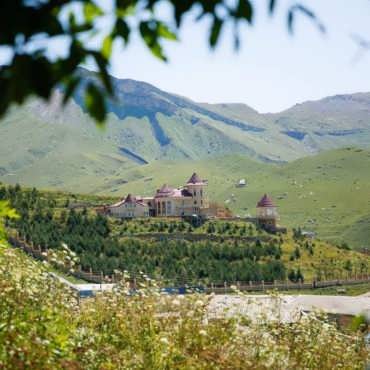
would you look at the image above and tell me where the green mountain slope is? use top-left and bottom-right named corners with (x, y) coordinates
top-left (95, 148), bottom-right (370, 249)
top-left (2, 68), bottom-right (370, 190)
top-left (267, 93), bottom-right (370, 152)
top-left (1, 140), bottom-right (369, 247)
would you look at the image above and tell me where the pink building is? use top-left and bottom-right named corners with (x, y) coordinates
top-left (106, 173), bottom-right (210, 218)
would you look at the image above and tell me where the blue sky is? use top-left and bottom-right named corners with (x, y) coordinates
top-left (106, 0), bottom-right (370, 113)
top-left (1, 0), bottom-right (370, 113)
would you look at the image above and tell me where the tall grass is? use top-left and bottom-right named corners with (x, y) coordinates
top-left (0, 239), bottom-right (368, 369)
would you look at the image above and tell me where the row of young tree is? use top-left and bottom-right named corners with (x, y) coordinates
top-left (1, 184), bottom-right (287, 283)
top-left (114, 219), bottom-right (259, 236)
top-left (80, 238), bottom-right (286, 283)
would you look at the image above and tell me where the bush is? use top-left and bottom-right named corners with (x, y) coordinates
top-left (0, 243), bottom-right (368, 369)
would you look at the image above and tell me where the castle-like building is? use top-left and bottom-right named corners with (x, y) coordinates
top-left (105, 173), bottom-right (284, 232)
top-left (106, 173), bottom-right (210, 218)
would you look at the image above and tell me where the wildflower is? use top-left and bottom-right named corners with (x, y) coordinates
top-left (199, 329), bottom-right (207, 337)
top-left (172, 299), bottom-right (181, 306)
top-left (160, 337), bottom-right (169, 345)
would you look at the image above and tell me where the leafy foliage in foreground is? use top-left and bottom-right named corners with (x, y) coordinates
top-left (0, 234), bottom-right (368, 369)
top-left (0, 0), bottom-right (323, 122)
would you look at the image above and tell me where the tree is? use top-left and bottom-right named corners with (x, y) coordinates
top-left (288, 269), bottom-right (296, 282)
top-left (296, 268), bottom-right (304, 282)
top-left (0, 1), bottom-right (324, 122)
top-left (294, 246), bottom-right (301, 259)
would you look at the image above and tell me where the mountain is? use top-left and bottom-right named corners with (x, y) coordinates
top-left (0, 68), bottom-right (369, 192)
top-left (268, 93), bottom-right (370, 152)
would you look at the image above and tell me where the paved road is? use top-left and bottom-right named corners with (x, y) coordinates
top-left (208, 294), bottom-right (370, 323)
top-left (49, 273), bottom-right (370, 320)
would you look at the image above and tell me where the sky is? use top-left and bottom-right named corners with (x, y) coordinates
top-left (1, 1), bottom-right (370, 113)
top-left (106, 0), bottom-right (370, 113)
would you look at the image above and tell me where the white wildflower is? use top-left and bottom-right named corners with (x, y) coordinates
top-left (160, 337), bottom-right (169, 345)
top-left (172, 299), bottom-right (181, 307)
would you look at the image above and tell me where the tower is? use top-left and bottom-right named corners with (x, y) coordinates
top-left (256, 194), bottom-right (279, 231)
top-left (185, 173), bottom-right (208, 214)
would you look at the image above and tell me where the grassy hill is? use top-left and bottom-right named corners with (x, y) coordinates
top-left (1, 145), bottom-right (369, 248)
top-left (1, 69), bottom-right (370, 190)
top-left (2, 185), bottom-right (369, 284)
top-left (94, 148), bottom-right (370, 249)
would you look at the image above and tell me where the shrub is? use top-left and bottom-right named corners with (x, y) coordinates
top-left (0, 244), bottom-right (368, 369)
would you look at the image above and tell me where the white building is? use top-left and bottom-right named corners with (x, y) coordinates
top-left (106, 194), bottom-right (150, 218)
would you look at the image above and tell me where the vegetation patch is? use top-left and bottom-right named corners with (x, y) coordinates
top-left (2, 184), bottom-right (369, 285)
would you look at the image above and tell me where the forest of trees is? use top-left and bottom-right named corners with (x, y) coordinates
top-left (1, 184), bottom-right (287, 283)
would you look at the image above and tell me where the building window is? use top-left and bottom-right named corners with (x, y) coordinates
top-left (194, 200), bottom-right (197, 205)
top-left (167, 201), bottom-right (172, 214)
top-left (200, 189), bottom-right (203, 197)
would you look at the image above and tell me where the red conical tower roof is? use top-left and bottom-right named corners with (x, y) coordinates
top-left (257, 194), bottom-right (276, 208)
top-left (155, 184), bottom-right (174, 198)
top-left (187, 172), bottom-right (204, 184)
top-left (124, 193), bottom-right (135, 203)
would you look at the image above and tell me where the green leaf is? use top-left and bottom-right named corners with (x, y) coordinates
top-left (209, 17), bottom-right (223, 48)
top-left (83, 2), bottom-right (103, 23)
top-left (102, 35), bottom-right (113, 59)
top-left (114, 18), bottom-right (130, 44)
top-left (269, 0), bottom-right (276, 15)
top-left (139, 21), bottom-right (167, 61)
top-left (85, 83), bottom-right (106, 123)
top-left (157, 22), bottom-right (178, 41)
top-left (287, 9), bottom-right (294, 34)
top-left (0, 201), bottom-right (18, 220)
top-left (288, 5), bottom-right (325, 34)
top-left (62, 76), bottom-right (81, 105)
top-left (236, 0), bottom-right (253, 23)
top-left (92, 52), bottom-right (113, 94)
top-left (149, 43), bottom-right (167, 61)
top-left (116, 0), bottom-right (136, 17)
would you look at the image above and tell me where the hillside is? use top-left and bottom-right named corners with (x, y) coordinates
top-left (0, 69), bottom-right (370, 193)
top-left (92, 148), bottom-right (370, 249)
top-left (1, 229), bottom-right (367, 369)
top-left (268, 93), bottom-right (370, 153)
top-left (2, 185), bottom-right (369, 284)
